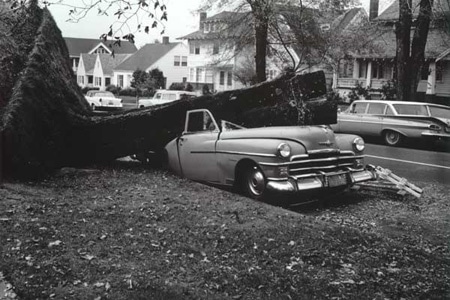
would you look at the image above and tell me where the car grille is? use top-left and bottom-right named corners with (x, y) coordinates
top-left (288, 150), bottom-right (362, 178)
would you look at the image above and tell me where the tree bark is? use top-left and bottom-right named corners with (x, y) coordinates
top-left (254, 20), bottom-right (268, 83)
top-left (410, 0), bottom-right (433, 101)
top-left (1, 5), bottom-right (332, 180)
top-left (396, 0), bottom-right (413, 101)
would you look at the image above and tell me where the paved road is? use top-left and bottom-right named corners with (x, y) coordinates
top-left (364, 143), bottom-right (450, 186)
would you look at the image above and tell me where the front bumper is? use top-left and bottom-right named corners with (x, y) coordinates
top-left (266, 167), bottom-right (377, 193)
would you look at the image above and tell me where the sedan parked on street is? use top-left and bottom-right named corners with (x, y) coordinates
top-left (85, 91), bottom-right (123, 111)
top-left (331, 100), bottom-right (450, 146)
top-left (164, 109), bottom-right (376, 200)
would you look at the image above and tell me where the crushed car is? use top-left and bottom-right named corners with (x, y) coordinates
top-left (163, 109), bottom-right (377, 200)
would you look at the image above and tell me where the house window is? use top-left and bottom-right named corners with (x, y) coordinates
top-left (189, 68), bottom-right (195, 82)
top-left (78, 76), bottom-right (84, 85)
top-left (94, 77), bottom-right (102, 86)
top-left (227, 71), bottom-right (232, 86)
top-left (358, 62), bottom-right (367, 78)
top-left (196, 68), bottom-right (204, 82)
top-left (266, 69), bottom-right (276, 80)
top-left (372, 61), bottom-right (386, 79)
top-left (190, 42), bottom-right (200, 55)
top-left (174, 56), bottom-right (181, 66)
top-left (182, 77), bottom-right (187, 83)
top-left (105, 77), bottom-right (111, 86)
top-left (213, 41), bottom-right (219, 55)
top-left (205, 69), bottom-right (213, 83)
top-left (181, 56), bottom-right (187, 66)
top-left (118, 75), bottom-right (124, 88)
top-left (88, 76), bottom-right (93, 84)
top-left (219, 71), bottom-right (225, 85)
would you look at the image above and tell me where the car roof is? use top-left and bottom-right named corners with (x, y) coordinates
top-left (352, 100), bottom-right (449, 109)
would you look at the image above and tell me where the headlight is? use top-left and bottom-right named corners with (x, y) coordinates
top-left (277, 143), bottom-right (291, 158)
top-left (353, 137), bottom-right (365, 152)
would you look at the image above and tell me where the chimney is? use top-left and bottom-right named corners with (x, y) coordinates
top-left (199, 12), bottom-right (207, 30)
top-left (369, 0), bottom-right (379, 21)
top-left (162, 36), bottom-right (169, 44)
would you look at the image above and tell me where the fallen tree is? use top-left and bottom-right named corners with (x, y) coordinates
top-left (0, 3), bottom-right (335, 179)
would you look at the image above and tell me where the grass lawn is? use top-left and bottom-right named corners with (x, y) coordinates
top-left (0, 161), bottom-right (449, 299)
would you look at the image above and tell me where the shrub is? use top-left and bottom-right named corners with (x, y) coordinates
top-left (118, 88), bottom-right (137, 97)
top-left (381, 80), bottom-right (397, 100)
top-left (168, 83), bottom-right (185, 91)
top-left (106, 84), bottom-right (121, 95)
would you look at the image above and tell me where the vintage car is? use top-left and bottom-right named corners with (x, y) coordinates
top-left (85, 91), bottom-right (123, 111)
top-left (164, 109), bottom-right (376, 200)
top-left (331, 100), bottom-right (450, 146)
top-left (138, 90), bottom-right (197, 108)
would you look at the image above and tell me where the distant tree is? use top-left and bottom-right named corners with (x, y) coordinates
top-left (148, 68), bottom-right (165, 89)
top-left (168, 82), bottom-right (185, 90)
top-left (185, 83), bottom-right (194, 92)
top-left (131, 69), bottom-right (150, 97)
top-left (202, 84), bottom-right (212, 95)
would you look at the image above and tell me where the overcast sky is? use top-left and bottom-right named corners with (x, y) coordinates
top-left (47, 0), bottom-right (393, 48)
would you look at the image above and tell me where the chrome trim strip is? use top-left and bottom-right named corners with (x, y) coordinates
top-left (290, 163), bottom-right (354, 172)
top-left (421, 132), bottom-right (450, 138)
top-left (290, 154), bottom-right (309, 160)
top-left (217, 150), bottom-right (277, 158)
top-left (259, 155), bottom-right (363, 167)
top-left (308, 148), bottom-right (340, 154)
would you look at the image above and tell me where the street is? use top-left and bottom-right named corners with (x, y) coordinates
top-left (364, 143), bottom-right (450, 186)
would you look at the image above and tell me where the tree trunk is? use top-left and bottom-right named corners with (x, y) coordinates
top-left (254, 21), bottom-right (268, 83)
top-left (396, 0), bottom-right (413, 101)
top-left (1, 5), bottom-right (332, 180)
top-left (410, 0), bottom-right (433, 101)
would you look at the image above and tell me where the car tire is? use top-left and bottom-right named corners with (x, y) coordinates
top-left (91, 103), bottom-right (96, 111)
top-left (383, 130), bottom-right (403, 146)
top-left (242, 165), bottom-right (266, 200)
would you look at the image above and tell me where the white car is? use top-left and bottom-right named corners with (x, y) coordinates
top-left (138, 90), bottom-right (197, 108)
top-left (85, 91), bottom-right (123, 111)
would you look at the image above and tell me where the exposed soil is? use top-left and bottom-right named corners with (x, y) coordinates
top-left (0, 160), bottom-right (449, 299)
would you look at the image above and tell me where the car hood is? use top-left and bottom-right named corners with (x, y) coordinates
top-left (220, 126), bottom-right (339, 152)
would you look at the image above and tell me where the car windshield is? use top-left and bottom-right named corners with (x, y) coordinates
top-left (428, 106), bottom-right (450, 119)
top-left (393, 104), bottom-right (428, 116)
top-left (221, 120), bottom-right (245, 131)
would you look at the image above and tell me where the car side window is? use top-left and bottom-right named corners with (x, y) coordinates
top-left (352, 103), bottom-right (368, 114)
top-left (186, 111), bottom-right (217, 132)
top-left (367, 103), bottom-right (386, 115)
top-left (154, 93), bottom-right (162, 100)
top-left (385, 106), bottom-right (395, 115)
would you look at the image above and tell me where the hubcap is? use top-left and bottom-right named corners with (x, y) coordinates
top-left (247, 168), bottom-right (265, 196)
top-left (386, 132), bottom-right (399, 144)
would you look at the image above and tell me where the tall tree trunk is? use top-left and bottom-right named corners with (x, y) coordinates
top-left (396, 0), bottom-right (413, 101)
top-left (254, 20), bottom-right (268, 83)
top-left (410, 0), bottom-right (433, 101)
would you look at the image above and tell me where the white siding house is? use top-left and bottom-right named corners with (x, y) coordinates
top-left (113, 37), bottom-right (189, 89)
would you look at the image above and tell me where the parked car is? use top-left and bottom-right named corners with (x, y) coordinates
top-left (138, 90), bottom-right (197, 108)
top-left (163, 109), bottom-right (376, 200)
top-left (85, 91), bottom-right (123, 111)
top-left (331, 100), bottom-right (450, 146)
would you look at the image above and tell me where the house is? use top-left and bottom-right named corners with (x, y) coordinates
top-left (336, 0), bottom-right (450, 104)
top-left (64, 37), bottom-right (137, 73)
top-left (76, 53), bottom-right (131, 90)
top-left (112, 37), bottom-right (189, 89)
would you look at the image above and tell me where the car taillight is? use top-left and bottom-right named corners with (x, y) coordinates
top-left (429, 124), bottom-right (441, 131)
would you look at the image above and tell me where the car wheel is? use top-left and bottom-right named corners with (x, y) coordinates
top-left (242, 165), bottom-right (266, 200)
top-left (91, 103), bottom-right (96, 111)
top-left (383, 130), bottom-right (403, 146)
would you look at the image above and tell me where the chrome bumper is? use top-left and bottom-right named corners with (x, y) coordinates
top-left (266, 168), bottom-right (377, 193)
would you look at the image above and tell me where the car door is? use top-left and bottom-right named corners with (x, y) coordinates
top-left (178, 110), bottom-right (220, 182)
top-left (337, 102), bottom-right (368, 134)
top-left (359, 102), bottom-right (386, 136)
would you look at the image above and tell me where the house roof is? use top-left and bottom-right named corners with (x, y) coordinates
top-left (178, 11), bottom-right (252, 40)
top-left (332, 7), bottom-right (366, 32)
top-left (114, 42), bottom-right (179, 71)
top-left (64, 37), bottom-right (137, 57)
top-left (376, 0), bottom-right (450, 21)
top-left (80, 53), bottom-right (97, 73)
top-left (98, 54), bottom-right (131, 75)
top-left (353, 27), bottom-right (450, 59)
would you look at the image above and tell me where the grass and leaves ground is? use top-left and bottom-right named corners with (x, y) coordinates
top-left (0, 161), bottom-right (449, 299)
